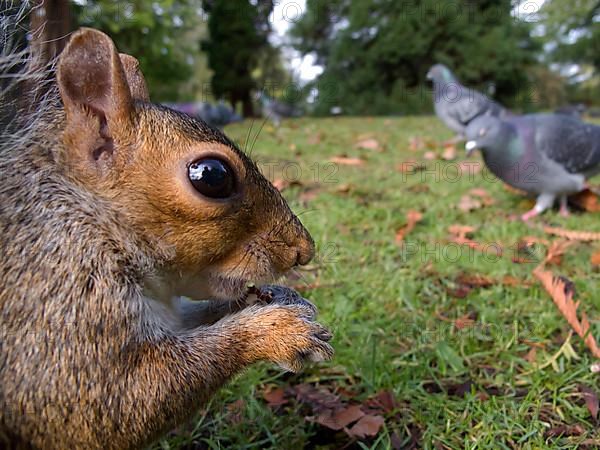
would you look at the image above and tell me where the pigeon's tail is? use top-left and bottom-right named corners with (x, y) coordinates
top-left (0, 3), bottom-right (60, 156)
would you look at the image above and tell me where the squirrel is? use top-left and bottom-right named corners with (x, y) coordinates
top-left (0, 26), bottom-right (333, 449)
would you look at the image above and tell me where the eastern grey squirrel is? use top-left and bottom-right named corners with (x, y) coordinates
top-left (0, 25), bottom-right (333, 449)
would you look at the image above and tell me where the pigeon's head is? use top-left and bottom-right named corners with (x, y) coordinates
top-left (464, 115), bottom-right (509, 157)
top-left (426, 64), bottom-right (455, 83)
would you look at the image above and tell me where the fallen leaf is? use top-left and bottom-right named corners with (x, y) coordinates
top-left (423, 151), bottom-right (437, 161)
top-left (396, 160), bottom-right (426, 173)
top-left (293, 384), bottom-right (342, 412)
top-left (441, 144), bottom-right (457, 161)
top-left (448, 225), bottom-right (477, 239)
top-left (226, 399), bottom-right (246, 424)
top-left (542, 226), bottom-right (600, 241)
top-left (314, 405), bottom-right (364, 430)
top-left (329, 156), bottom-right (365, 166)
top-left (502, 275), bottom-right (523, 287)
top-left (458, 195), bottom-right (482, 212)
top-left (569, 188), bottom-right (600, 212)
top-left (544, 424), bottom-right (585, 438)
top-left (456, 274), bottom-right (495, 288)
top-left (272, 178), bottom-right (288, 191)
top-left (533, 266), bottom-right (600, 358)
top-left (579, 384), bottom-right (599, 421)
top-left (307, 131), bottom-right (323, 145)
top-left (524, 347), bottom-right (537, 363)
top-left (395, 210), bottom-right (423, 244)
top-left (409, 136), bottom-right (425, 151)
top-left (346, 414), bottom-right (385, 439)
top-left (355, 138), bottom-right (381, 152)
top-left (364, 390), bottom-right (399, 413)
top-left (591, 250), bottom-right (600, 267)
top-left (469, 188), bottom-right (495, 206)
top-left (263, 387), bottom-right (288, 407)
top-left (454, 313), bottom-right (476, 330)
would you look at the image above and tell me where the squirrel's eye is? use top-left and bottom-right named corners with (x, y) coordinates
top-left (188, 158), bottom-right (236, 199)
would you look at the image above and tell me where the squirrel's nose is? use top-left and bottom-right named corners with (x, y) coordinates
top-left (292, 224), bottom-right (315, 266)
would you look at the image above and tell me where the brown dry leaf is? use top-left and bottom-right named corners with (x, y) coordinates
top-left (363, 390), bottom-right (399, 414)
top-left (335, 183), bottom-right (353, 194)
top-left (441, 144), bottom-right (457, 161)
top-left (272, 178), bottom-right (289, 191)
top-left (591, 250), bottom-right (600, 267)
top-left (289, 143), bottom-right (297, 152)
top-left (524, 347), bottom-right (537, 363)
top-left (502, 275), bottom-right (525, 287)
top-left (504, 184), bottom-right (528, 195)
top-left (533, 266), bottom-right (600, 358)
top-left (330, 156), bottom-right (366, 166)
top-left (569, 188), bottom-right (600, 212)
top-left (544, 424), bottom-right (586, 438)
top-left (307, 131), bottom-right (323, 145)
top-left (542, 226), bottom-right (600, 241)
top-left (458, 195), bottom-right (482, 212)
top-left (448, 224), bottom-right (477, 239)
top-left (423, 151), bottom-right (437, 161)
top-left (579, 384), bottom-right (599, 421)
top-left (409, 136), bottom-right (425, 152)
top-left (454, 313), bottom-right (476, 330)
top-left (396, 160), bottom-right (426, 173)
top-left (456, 273), bottom-right (495, 288)
top-left (293, 384), bottom-right (343, 412)
top-left (469, 188), bottom-right (495, 206)
top-left (263, 387), bottom-right (288, 407)
top-left (226, 399), bottom-right (246, 424)
top-left (355, 138), bottom-right (381, 152)
top-left (314, 405), bottom-right (364, 431)
top-left (346, 414), bottom-right (385, 439)
top-left (395, 210), bottom-right (423, 244)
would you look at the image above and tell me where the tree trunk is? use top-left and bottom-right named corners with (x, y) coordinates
top-left (30, 0), bottom-right (71, 64)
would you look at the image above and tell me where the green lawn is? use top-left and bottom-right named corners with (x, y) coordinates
top-left (157, 116), bottom-right (600, 449)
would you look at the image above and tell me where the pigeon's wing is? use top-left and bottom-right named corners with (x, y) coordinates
top-left (449, 88), bottom-right (504, 126)
top-left (537, 116), bottom-right (600, 174)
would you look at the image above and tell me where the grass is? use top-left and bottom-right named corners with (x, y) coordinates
top-left (156, 116), bottom-right (600, 449)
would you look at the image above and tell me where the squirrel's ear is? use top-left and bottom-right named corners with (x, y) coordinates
top-left (119, 53), bottom-right (150, 101)
top-left (57, 28), bottom-right (134, 171)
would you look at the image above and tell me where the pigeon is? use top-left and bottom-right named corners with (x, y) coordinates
top-left (257, 91), bottom-right (301, 126)
top-left (164, 101), bottom-right (241, 129)
top-left (426, 64), bottom-right (508, 141)
top-left (464, 114), bottom-right (600, 220)
top-left (555, 104), bottom-right (586, 119)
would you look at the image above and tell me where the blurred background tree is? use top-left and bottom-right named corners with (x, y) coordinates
top-left (15, 0), bottom-right (600, 115)
top-left (73, 0), bottom-right (205, 101)
top-left (538, 0), bottom-right (600, 105)
top-left (201, 0), bottom-right (275, 116)
top-left (291, 0), bottom-right (540, 115)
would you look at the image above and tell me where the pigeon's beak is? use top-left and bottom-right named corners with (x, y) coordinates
top-left (426, 71), bottom-right (433, 81)
top-left (465, 140), bottom-right (478, 156)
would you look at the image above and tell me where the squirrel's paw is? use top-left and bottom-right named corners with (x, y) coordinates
top-left (248, 286), bottom-right (333, 372)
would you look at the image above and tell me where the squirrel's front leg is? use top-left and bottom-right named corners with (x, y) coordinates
top-left (119, 296), bottom-right (332, 448)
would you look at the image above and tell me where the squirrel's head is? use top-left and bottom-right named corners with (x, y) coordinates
top-left (56, 28), bottom-right (314, 301)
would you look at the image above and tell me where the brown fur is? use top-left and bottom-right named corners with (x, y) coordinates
top-left (0, 28), bottom-right (333, 449)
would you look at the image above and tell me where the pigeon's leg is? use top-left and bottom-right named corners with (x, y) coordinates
top-left (521, 193), bottom-right (555, 221)
top-left (559, 195), bottom-right (570, 217)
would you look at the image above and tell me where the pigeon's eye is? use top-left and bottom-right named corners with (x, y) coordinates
top-left (188, 158), bottom-right (236, 199)
top-left (479, 128), bottom-right (487, 137)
